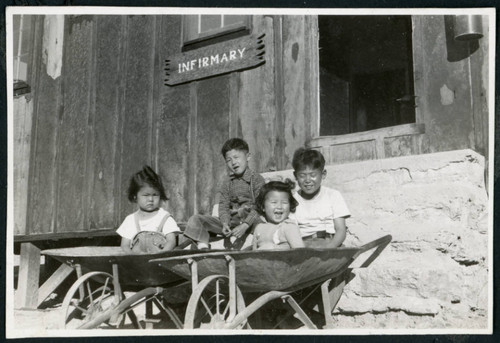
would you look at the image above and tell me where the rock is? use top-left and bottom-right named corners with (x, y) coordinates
top-left (334, 293), bottom-right (441, 316)
top-left (262, 149), bottom-right (489, 329)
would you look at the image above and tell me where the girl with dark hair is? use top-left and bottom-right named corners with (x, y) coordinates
top-left (252, 179), bottom-right (305, 250)
top-left (117, 166), bottom-right (180, 253)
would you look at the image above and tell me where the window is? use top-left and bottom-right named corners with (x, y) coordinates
top-left (13, 15), bottom-right (34, 96)
top-left (318, 16), bottom-right (415, 136)
top-left (182, 15), bottom-right (251, 51)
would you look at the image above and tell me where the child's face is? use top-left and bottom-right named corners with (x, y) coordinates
top-left (136, 185), bottom-right (161, 212)
top-left (224, 149), bottom-right (250, 177)
top-left (294, 167), bottom-right (326, 196)
top-left (263, 190), bottom-right (291, 224)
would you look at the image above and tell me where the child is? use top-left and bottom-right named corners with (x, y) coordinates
top-left (288, 148), bottom-right (350, 248)
top-left (252, 180), bottom-right (305, 250)
top-left (183, 138), bottom-right (265, 249)
top-left (117, 165), bottom-right (180, 254)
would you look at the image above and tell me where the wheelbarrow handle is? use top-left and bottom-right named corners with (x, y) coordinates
top-left (351, 234), bottom-right (392, 268)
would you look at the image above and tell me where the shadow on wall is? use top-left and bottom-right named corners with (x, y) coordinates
top-left (444, 15), bottom-right (480, 62)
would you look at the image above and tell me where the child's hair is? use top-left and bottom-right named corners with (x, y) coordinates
top-left (221, 138), bottom-right (249, 158)
top-left (292, 147), bottom-right (326, 172)
top-left (255, 179), bottom-right (299, 215)
top-left (127, 165), bottom-right (168, 202)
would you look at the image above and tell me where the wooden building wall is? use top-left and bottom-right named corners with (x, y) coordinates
top-left (14, 14), bottom-right (489, 239)
top-left (15, 14), bottom-right (316, 237)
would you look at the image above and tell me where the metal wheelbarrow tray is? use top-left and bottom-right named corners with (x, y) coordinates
top-left (151, 234), bottom-right (392, 329)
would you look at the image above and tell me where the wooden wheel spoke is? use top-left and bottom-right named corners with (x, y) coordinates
top-left (221, 300), bottom-right (230, 317)
top-left (69, 299), bottom-right (89, 315)
top-left (216, 279), bottom-right (220, 316)
top-left (199, 296), bottom-right (215, 319)
top-left (95, 278), bottom-right (111, 310)
top-left (73, 304), bottom-right (90, 317)
top-left (85, 281), bottom-right (94, 311)
top-left (184, 275), bottom-right (246, 329)
top-left (62, 271), bottom-right (118, 329)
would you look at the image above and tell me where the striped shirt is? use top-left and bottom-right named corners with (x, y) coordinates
top-left (218, 168), bottom-right (265, 227)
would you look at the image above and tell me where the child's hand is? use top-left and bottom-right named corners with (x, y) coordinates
top-left (222, 223), bottom-right (232, 236)
top-left (231, 223), bottom-right (250, 238)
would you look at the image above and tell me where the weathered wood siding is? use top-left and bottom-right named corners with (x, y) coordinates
top-left (89, 16), bottom-right (123, 229)
top-left (15, 14), bottom-right (489, 238)
top-left (156, 16), bottom-right (191, 222)
top-left (26, 16), bottom-right (61, 235)
top-left (13, 97), bottom-right (33, 235)
top-left (22, 15), bottom-right (169, 236)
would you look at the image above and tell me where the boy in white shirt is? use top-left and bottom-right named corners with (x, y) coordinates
top-left (289, 148), bottom-right (350, 248)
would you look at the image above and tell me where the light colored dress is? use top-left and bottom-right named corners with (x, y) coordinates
top-left (116, 208), bottom-right (180, 240)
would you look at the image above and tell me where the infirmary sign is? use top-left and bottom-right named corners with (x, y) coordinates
top-left (165, 34), bottom-right (265, 85)
top-left (178, 48), bottom-right (247, 73)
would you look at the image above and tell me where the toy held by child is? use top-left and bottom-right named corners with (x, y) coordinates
top-left (252, 179), bottom-right (305, 250)
top-left (117, 165), bottom-right (180, 254)
top-left (183, 138), bottom-right (265, 250)
top-left (289, 148), bottom-right (350, 248)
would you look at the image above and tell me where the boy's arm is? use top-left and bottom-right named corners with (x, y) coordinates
top-left (218, 181), bottom-right (231, 226)
top-left (282, 223), bottom-right (305, 248)
top-left (240, 173), bottom-right (266, 227)
top-left (330, 217), bottom-right (347, 248)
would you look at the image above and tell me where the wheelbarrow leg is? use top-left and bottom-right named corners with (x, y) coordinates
top-left (320, 272), bottom-right (347, 329)
top-left (127, 307), bottom-right (142, 329)
top-left (152, 297), bottom-right (183, 329)
top-left (281, 295), bottom-right (317, 329)
top-left (226, 255), bottom-right (237, 322)
top-left (144, 301), bottom-right (154, 329)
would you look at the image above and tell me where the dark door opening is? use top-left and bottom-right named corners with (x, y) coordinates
top-left (319, 15), bottom-right (415, 136)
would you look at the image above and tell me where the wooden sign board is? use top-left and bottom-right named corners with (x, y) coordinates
top-left (165, 33), bottom-right (265, 86)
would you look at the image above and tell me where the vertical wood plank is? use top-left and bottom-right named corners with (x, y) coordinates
top-left (273, 15), bottom-right (286, 171)
top-left (419, 16), bottom-right (474, 152)
top-left (282, 16), bottom-right (308, 168)
top-left (151, 16), bottom-right (161, 168)
top-left (238, 16), bottom-right (276, 173)
top-left (55, 16), bottom-right (94, 233)
top-left (114, 16), bottom-right (128, 224)
top-left (157, 81), bottom-right (191, 222)
top-left (13, 97), bottom-right (33, 235)
top-left (188, 82), bottom-right (199, 217)
top-left (15, 243), bottom-right (40, 309)
top-left (195, 76), bottom-right (231, 215)
top-left (469, 20), bottom-right (489, 158)
top-left (84, 15), bottom-right (98, 232)
top-left (157, 16), bottom-right (191, 222)
top-left (229, 72), bottom-right (241, 137)
top-left (27, 16), bottom-right (61, 235)
top-left (88, 16), bottom-right (124, 230)
top-left (118, 15), bottom-right (157, 220)
top-left (306, 15), bottom-right (319, 143)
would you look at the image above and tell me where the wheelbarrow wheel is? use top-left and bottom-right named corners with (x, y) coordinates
top-left (184, 275), bottom-right (247, 329)
top-left (61, 271), bottom-right (121, 329)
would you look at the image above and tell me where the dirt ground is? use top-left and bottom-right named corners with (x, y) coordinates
top-left (9, 284), bottom-right (305, 338)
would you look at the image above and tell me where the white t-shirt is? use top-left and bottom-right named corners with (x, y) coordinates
top-left (116, 208), bottom-right (181, 240)
top-left (289, 186), bottom-right (350, 237)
